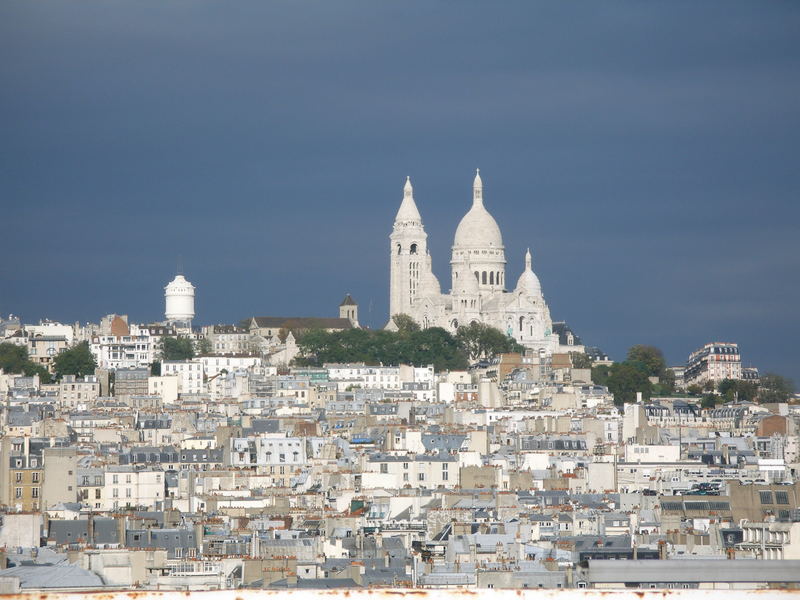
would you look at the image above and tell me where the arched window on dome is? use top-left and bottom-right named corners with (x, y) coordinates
top-left (482, 272), bottom-right (487, 285)
top-left (474, 271), bottom-right (479, 282)
top-left (396, 244), bottom-right (401, 255)
top-left (519, 316), bottom-right (524, 331)
top-left (489, 272), bottom-right (494, 285)
top-left (410, 243), bottom-right (418, 255)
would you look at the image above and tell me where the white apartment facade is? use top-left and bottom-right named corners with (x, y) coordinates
top-left (685, 342), bottom-right (743, 386)
top-left (91, 324), bottom-right (156, 370)
top-left (100, 467), bottom-right (165, 511)
top-left (58, 375), bottom-right (100, 409)
top-left (161, 360), bottom-right (205, 395)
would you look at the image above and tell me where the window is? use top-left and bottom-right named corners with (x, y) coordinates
top-left (15, 473), bottom-right (22, 483)
top-left (112, 474), bottom-right (119, 484)
top-left (380, 463), bottom-right (388, 474)
top-left (418, 473), bottom-right (425, 481)
top-left (32, 472), bottom-right (40, 483)
top-left (760, 491), bottom-right (773, 504)
top-left (775, 491), bottom-right (789, 505)
top-left (113, 488), bottom-right (119, 498)
top-left (15, 488), bottom-right (22, 499)
top-left (31, 488), bottom-right (39, 498)
top-left (95, 489), bottom-right (101, 499)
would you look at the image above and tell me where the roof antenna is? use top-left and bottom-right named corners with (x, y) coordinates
top-left (177, 255), bottom-right (184, 276)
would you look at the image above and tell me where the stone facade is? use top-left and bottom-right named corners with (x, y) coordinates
top-left (388, 171), bottom-right (561, 355)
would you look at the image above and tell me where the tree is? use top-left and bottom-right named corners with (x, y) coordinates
top-left (392, 314), bottom-right (420, 334)
top-left (591, 364), bottom-right (611, 386)
top-left (455, 322), bottom-right (522, 362)
top-left (295, 325), bottom-right (469, 372)
top-left (718, 378), bottom-right (758, 402)
top-left (758, 373), bottom-right (795, 403)
top-left (701, 393), bottom-right (720, 409)
top-left (195, 338), bottom-right (212, 355)
top-left (24, 363), bottom-right (51, 383)
top-left (0, 343), bottom-right (30, 374)
top-left (569, 352), bottom-right (593, 369)
top-left (0, 342), bottom-right (51, 382)
top-left (656, 368), bottom-right (676, 395)
top-left (606, 362), bottom-right (653, 406)
top-left (686, 384), bottom-right (702, 396)
top-left (626, 345), bottom-right (667, 378)
top-left (161, 337), bottom-right (194, 361)
top-left (410, 327), bottom-right (469, 371)
top-left (53, 342), bottom-right (97, 379)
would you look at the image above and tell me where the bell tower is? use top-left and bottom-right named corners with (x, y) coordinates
top-left (389, 177), bottom-right (428, 320)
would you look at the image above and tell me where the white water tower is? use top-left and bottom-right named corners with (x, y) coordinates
top-left (164, 273), bottom-right (195, 328)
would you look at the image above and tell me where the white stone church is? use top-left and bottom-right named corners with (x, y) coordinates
top-left (388, 170), bottom-right (578, 357)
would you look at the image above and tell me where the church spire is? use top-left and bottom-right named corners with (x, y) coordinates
top-left (395, 175), bottom-right (422, 222)
top-left (525, 248), bottom-right (532, 271)
top-left (473, 168), bottom-right (483, 206)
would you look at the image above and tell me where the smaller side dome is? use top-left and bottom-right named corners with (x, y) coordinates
top-left (515, 248), bottom-right (541, 296)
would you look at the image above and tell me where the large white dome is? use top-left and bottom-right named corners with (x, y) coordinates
top-left (453, 170), bottom-right (504, 250)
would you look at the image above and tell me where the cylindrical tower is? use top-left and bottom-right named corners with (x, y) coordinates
top-left (164, 274), bottom-right (195, 327)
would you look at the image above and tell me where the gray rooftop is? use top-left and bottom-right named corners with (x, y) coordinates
top-left (585, 559), bottom-right (800, 583)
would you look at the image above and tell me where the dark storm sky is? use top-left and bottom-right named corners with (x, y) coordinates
top-left (1, 1), bottom-right (799, 381)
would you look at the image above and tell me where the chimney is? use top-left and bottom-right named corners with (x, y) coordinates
top-left (87, 514), bottom-right (94, 547)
